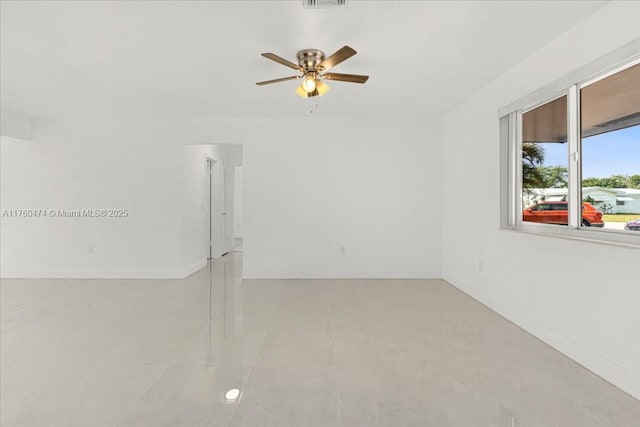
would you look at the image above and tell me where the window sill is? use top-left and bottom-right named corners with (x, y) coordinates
top-left (500, 224), bottom-right (640, 249)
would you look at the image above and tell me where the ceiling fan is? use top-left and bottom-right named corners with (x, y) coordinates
top-left (256, 45), bottom-right (369, 98)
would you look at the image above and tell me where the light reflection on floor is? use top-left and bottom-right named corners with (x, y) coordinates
top-left (1, 253), bottom-right (639, 426)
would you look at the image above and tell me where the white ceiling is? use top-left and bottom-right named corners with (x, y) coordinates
top-left (1, 1), bottom-right (607, 121)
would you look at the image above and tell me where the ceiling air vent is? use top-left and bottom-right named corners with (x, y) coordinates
top-left (304, 0), bottom-right (347, 8)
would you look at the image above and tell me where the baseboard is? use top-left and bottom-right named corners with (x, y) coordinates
top-left (0, 259), bottom-right (210, 280)
top-left (182, 259), bottom-right (207, 278)
top-left (0, 268), bottom-right (185, 280)
top-left (443, 274), bottom-right (640, 400)
top-left (241, 271), bottom-right (442, 280)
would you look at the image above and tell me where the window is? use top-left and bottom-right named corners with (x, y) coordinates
top-left (521, 95), bottom-right (569, 225)
top-left (581, 64), bottom-right (640, 225)
top-left (500, 43), bottom-right (639, 246)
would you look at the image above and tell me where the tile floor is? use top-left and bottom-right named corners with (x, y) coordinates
top-left (1, 253), bottom-right (639, 426)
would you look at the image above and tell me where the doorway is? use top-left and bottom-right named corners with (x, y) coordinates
top-left (206, 158), bottom-right (229, 260)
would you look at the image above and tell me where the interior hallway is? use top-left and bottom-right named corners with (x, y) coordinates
top-left (1, 253), bottom-right (639, 426)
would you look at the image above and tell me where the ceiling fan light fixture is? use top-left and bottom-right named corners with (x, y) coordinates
top-left (303, 0), bottom-right (347, 8)
top-left (315, 79), bottom-right (330, 96)
top-left (257, 46), bottom-right (367, 98)
top-left (295, 84), bottom-right (315, 98)
top-left (296, 79), bottom-right (330, 98)
top-left (302, 74), bottom-right (317, 93)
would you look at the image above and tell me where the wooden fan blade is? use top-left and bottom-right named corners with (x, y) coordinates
top-left (319, 46), bottom-right (356, 71)
top-left (261, 53), bottom-right (302, 71)
top-left (322, 72), bottom-right (369, 84)
top-left (256, 75), bottom-right (301, 86)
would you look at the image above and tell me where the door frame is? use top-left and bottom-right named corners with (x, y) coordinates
top-left (220, 166), bottom-right (229, 257)
top-left (205, 156), bottom-right (215, 259)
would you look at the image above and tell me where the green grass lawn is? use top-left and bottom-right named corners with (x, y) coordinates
top-left (603, 214), bottom-right (640, 223)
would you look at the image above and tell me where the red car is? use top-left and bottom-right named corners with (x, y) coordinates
top-left (523, 201), bottom-right (604, 227)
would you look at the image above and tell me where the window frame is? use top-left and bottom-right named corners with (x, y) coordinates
top-left (499, 40), bottom-right (640, 248)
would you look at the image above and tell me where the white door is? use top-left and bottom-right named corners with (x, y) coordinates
top-left (233, 166), bottom-right (243, 252)
top-left (207, 159), bottom-right (229, 259)
top-left (206, 159), bottom-right (214, 259)
top-left (221, 168), bottom-right (229, 256)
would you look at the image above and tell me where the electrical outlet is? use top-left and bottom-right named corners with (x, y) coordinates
top-left (340, 245), bottom-right (346, 255)
top-left (88, 245), bottom-right (95, 255)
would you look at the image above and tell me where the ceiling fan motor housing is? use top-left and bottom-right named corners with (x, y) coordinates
top-left (297, 49), bottom-right (325, 71)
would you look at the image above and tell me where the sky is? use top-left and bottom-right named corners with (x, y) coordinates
top-left (542, 125), bottom-right (639, 178)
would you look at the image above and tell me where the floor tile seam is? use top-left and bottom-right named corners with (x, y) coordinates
top-left (226, 283), bottom-right (288, 426)
top-left (204, 256), bottom-right (245, 427)
top-left (3, 305), bottom-right (208, 373)
top-left (0, 282), bottom-right (87, 311)
top-left (0, 283), bottom-right (163, 335)
top-left (445, 278), bottom-right (640, 402)
top-left (325, 283), bottom-right (344, 427)
top-left (112, 321), bottom-right (211, 427)
top-left (0, 300), bottom-right (94, 335)
top-left (0, 282), bottom-right (91, 330)
top-left (225, 348), bottom-right (259, 426)
top-left (1, 318), bottom-right (44, 335)
top-left (0, 383), bottom-right (55, 427)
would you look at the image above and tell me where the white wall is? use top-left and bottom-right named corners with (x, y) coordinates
top-left (0, 119), bottom-right (184, 278)
top-left (2, 115), bottom-right (438, 280)
top-left (242, 116), bottom-right (442, 279)
top-left (442, 2), bottom-right (640, 398)
top-left (0, 117), bottom-right (245, 279)
top-left (181, 145), bottom-right (209, 275)
top-left (1, 110), bottom-right (33, 141)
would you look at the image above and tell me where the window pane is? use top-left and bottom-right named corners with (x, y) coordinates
top-left (521, 95), bottom-right (569, 225)
top-left (581, 64), bottom-right (640, 232)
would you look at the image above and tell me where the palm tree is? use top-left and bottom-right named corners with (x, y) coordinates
top-left (538, 165), bottom-right (568, 188)
top-left (522, 142), bottom-right (545, 189)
